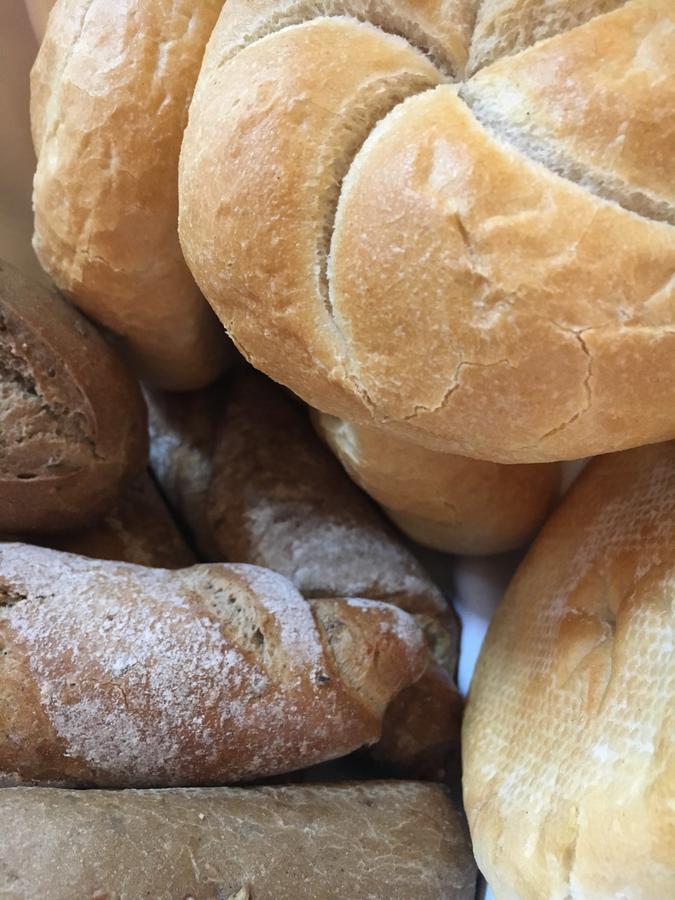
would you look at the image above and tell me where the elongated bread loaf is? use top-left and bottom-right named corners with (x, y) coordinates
top-left (314, 412), bottom-right (560, 554)
top-left (31, 0), bottom-right (231, 388)
top-left (0, 783), bottom-right (477, 899)
top-left (0, 543), bottom-right (425, 787)
top-left (463, 441), bottom-right (675, 899)
top-left (0, 260), bottom-right (147, 533)
top-left (147, 372), bottom-right (461, 775)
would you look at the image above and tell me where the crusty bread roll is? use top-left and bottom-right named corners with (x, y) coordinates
top-left (180, 0), bottom-right (675, 463)
top-left (41, 473), bottom-right (196, 568)
top-left (147, 371), bottom-right (462, 776)
top-left (0, 260), bottom-right (147, 533)
top-left (0, 543), bottom-right (425, 787)
top-left (314, 412), bottom-right (561, 554)
top-left (31, 0), bottom-right (230, 389)
top-left (463, 441), bottom-right (675, 899)
top-left (0, 783), bottom-right (477, 899)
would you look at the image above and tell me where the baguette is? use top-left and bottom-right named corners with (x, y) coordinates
top-left (314, 411), bottom-right (561, 554)
top-left (0, 783), bottom-right (477, 899)
top-left (0, 259), bottom-right (147, 533)
top-left (148, 372), bottom-right (462, 775)
top-left (0, 543), bottom-right (425, 787)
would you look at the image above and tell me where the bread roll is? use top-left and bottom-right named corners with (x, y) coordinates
top-left (314, 412), bottom-right (561, 554)
top-left (147, 372), bottom-right (462, 776)
top-left (0, 783), bottom-right (477, 899)
top-left (31, 0), bottom-right (230, 389)
top-left (41, 473), bottom-right (196, 567)
top-left (180, 1), bottom-right (675, 463)
top-left (0, 260), bottom-right (147, 533)
top-left (0, 543), bottom-right (425, 787)
top-left (463, 442), bottom-right (675, 899)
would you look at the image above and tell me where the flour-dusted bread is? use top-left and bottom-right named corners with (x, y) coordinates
top-left (0, 543), bottom-right (425, 787)
top-left (314, 412), bottom-right (560, 554)
top-left (147, 372), bottom-right (462, 776)
top-left (179, 0), bottom-right (675, 463)
top-left (0, 260), bottom-right (147, 533)
top-left (0, 783), bottom-right (477, 899)
top-left (463, 441), bottom-right (675, 899)
top-left (31, 0), bottom-right (231, 389)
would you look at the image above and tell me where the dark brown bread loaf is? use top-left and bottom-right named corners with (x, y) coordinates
top-left (0, 260), bottom-right (147, 533)
top-left (0, 783), bottom-right (477, 899)
top-left (0, 543), bottom-right (426, 787)
top-left (148, 371), bottom-right (462, 776)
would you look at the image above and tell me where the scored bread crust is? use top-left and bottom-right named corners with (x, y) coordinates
top-left (0, 260), bottom-right (147, 533)
top-left (31, 0), bottom-right (230, 389)
top-left (313, 411), bottom-right (561, 554)
top-left (0, 543), bottom-right (426, 787)
top-left (180, 0), bottom-right (675, 463)
top-left (463, 442), bottom-right (675, 899)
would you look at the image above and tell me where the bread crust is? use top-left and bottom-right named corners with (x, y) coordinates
top-left (31, 0), bottom-right (231, 388)
top-left (314, 411), bottom-right (561, 554)
top-left (463, 442), bottom-right (675, 898)
top-left (0, 783), bottom-right (476, 899)
top-left (0, 260), bottom-right (147, 533)
top-left (0, 543), bottom-right (426, 786)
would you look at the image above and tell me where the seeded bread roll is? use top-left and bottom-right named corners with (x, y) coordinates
top-left (147, 372), bottom-right (462, 776)
top-left (0, 260), bottom-right (147, 533)
top-left (0, 543), bottom-right (425, 787)
top-left (0, 783), bottom-right (477, 899)
top-left (314, 412), bottom-right (561, 554)
top-left (31, 0), bottom-right (231, 389)
top-left (463, 441), bottom-right (675, 899)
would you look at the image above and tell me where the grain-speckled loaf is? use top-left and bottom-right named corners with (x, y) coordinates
top-left (179, 0), bottom-right (675, 463)
top-left (0, 543), bottom-right (425, 787)
top-left (314, 411), bottom-right (561, 554)
top-left (31, 0), bottom-right (231, 389)
top-left (463, 441), bottom-right (675, 899)
top-left (0, 783), bottom-right (477, 899)
top-left (148, 371), bottom-right (462, 775)
top-left (0, 259), bottom-right (147, 533)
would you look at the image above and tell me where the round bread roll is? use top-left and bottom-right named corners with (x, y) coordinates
top-left (179, 0), bottom-right (675, 462)
top-left (0, 260), bottom-right (147, 533)
top-left (313, 411), bottom-right (561, 555)
top-left (31, 0), bottom-right (230, 389)
top-left (463, 441), bottom-right (675, 899)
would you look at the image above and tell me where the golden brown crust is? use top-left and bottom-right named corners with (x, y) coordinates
top-left (0, 543), bottom-right (425, 787)
top-left (0, 783), bottom-right (477, 899)
top-left (463, 442), bottom-right (675, 898)
top-left (314, 412), bottom-right (561, 554)
top-left (0, 259), bottom-right (147, 533)
top-left (31, 0), bottom-right (231, 388)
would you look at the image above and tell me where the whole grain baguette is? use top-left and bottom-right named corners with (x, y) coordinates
top-left (148, 371), bottom-right (462, 776)
top-left (0, 259), bottom-right (147, 533)
top-left (0, 543), bottom-right (425, 787)
top-left (0, 783), bottom-right (477, 899)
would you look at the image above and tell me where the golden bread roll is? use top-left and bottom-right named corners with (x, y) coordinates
top-left (0, 543), bottom-right (426, 787)
top-left (31, 0), bottom-right (231, 389)
top-left (0, 260), bottom-right (147, 533)
top-left (0, 783), bottom-right (476, 899)
top-left (179, 0), bottom-right (675, 462)
top-left (463, 441), bottom-right (675, 898)
top-left (314, 411), bottom-right (561, 554)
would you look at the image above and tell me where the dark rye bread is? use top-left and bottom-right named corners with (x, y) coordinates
top-left (0, 543), bottom-right (426, 787)
top-left (0, 783), bottom-right (477, 899)
top-left (0, 260), bottom-right (147, 533)
top-left (147, 371), bottom-right (462, 777)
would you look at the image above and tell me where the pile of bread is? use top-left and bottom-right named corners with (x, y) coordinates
top-left (1, 0), bottom-right (672, 897)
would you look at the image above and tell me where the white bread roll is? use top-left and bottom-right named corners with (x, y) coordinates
top-left (180, 0), bottom-right (675, 463)
top-left (314, 411), bottom-right (561, 554)
top-left (463, 441), bottom-right (675, 898)
top-left (31, 0), bottom-right (231, 389)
